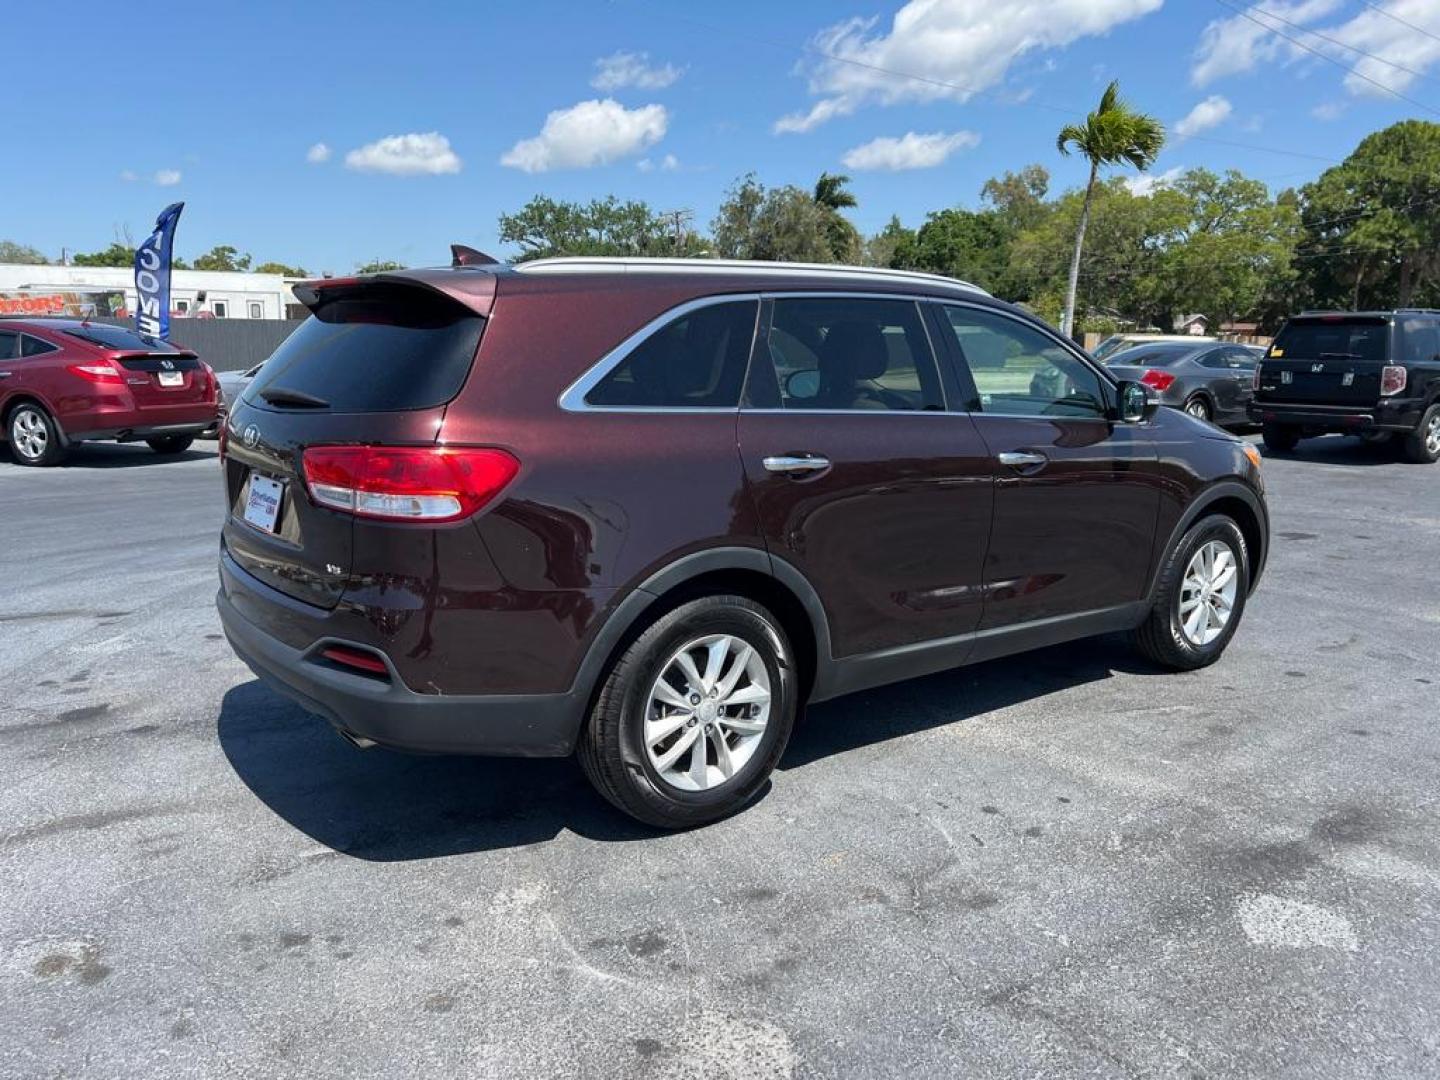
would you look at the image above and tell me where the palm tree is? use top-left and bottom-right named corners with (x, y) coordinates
top-left (813, 172), bottom-right (858, 211)
top-left (1055, 81), bottom-right (1165, 337)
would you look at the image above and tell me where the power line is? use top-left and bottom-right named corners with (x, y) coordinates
top-left (1212, 0), bottom-right (1440, 117)
top-left (1356, 0), bottom-right (1440, 47)
top-left (1239, 2), bottom-right (1438, 84)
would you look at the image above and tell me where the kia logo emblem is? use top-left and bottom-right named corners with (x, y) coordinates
top-left (242, 424), bottom-right (260, 448)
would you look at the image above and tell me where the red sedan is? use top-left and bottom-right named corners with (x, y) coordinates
top-left (0, 319), bottom-right (219, 466)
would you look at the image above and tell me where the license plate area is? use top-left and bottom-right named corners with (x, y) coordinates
top-left (157, 370), bottom-right (184, 387)
top-left (243, 473), bottom-right (285, 534)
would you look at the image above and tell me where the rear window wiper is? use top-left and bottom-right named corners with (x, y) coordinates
top-left (259, 386), bottom-right (330, 408)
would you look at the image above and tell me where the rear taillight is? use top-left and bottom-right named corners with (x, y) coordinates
top-left (67, 362), bottom-right (123, 384)
top-left (301, 445), bottom-right (519, 523)
top-left (1140, 369), bottom-right (1176, 392)
top-left (200, 362), bottom-right (218, 397)
top-left (1381, 365), bottom-right (1407, 396)
top-left (1252, 364), bottom-right (1262, 391)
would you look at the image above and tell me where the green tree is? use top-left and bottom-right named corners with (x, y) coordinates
top-left (498, 195), bottom-right (702, 261)
top-left (712, 174), bottom-right (849, 263)
top-left (356, 259), bottom-right (406, 273)
top-left (1055, 80), bottom-right (1165, 336)
top-left (72, 241), bottom-right (137, 267)
top-left (1298, 119), bottom-right (1440, 309)
top-left (980, 165), bottom-right (1051, 233)
top-left (0, 241), bottom-right (48, 265)
top-left (892, 209), bottom-right (1009, 293)
top-left (192, 245), bottom-right (252, 272)
top-left (254, 261), bottom-right (308, 276)
top-left (862, 215), bottom-right (915, 268)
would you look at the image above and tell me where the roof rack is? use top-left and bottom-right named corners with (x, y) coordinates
top-left (512, 256), bottom-right (988, 295)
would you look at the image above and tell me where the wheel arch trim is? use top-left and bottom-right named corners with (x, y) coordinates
top-left (1147, 479), bottom-right (1269, 600)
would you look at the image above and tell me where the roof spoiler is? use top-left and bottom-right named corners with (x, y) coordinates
top-left (451, 244), bottom-right (500, 268)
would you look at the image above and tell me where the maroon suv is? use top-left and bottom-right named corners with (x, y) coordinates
top-left (217, 259), bottom-right (1268, 827)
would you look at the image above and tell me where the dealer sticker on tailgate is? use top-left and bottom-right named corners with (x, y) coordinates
top-left (243, 474), bottom-right (284, 534)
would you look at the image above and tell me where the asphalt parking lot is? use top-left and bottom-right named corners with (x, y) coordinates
top-left (2, 436), bottom-right (1438, 1079)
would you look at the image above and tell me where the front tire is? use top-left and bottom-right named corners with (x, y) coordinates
top-left (7, 402), bottom-right (66, 466)
top-left (579, 595), bottom-right (797, 828)
top-left (1133, 515), bottom-right (1249, 671)
top-left (146, 435), bottom-right (194, 455)
top-left (1261, 423), bottom-right (1300, 453)
top-left (1401, 404), bottom-right (1440, 464)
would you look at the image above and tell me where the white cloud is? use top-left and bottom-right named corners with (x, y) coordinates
top-left (1124, 166), bottom-right (1183, 196)
top-left (344, 132), bottom-right (462, 176)
top-left (660, 153), bottom-right (679, 171)
top-left (592, 51), bottom-right (682, 91)
top-left (774, 0), bottom-right (1163, 134)
top-left (306, 142), bottom-right (331, 164)
top-left (119, 169), bottom-right (138, 182)
top-left (1311, 100), bottom-right (1345, 120)
top-left (1175, 95), bottom-right (1233, 139)
top-left (154, 169), bottom-right (182, 187)
top-left (842, 130), bottom-right (980, 171)
top-left (1191, 0), bottom-right (1440, 98)
top-left (501, 99), bottom-right (667, 173)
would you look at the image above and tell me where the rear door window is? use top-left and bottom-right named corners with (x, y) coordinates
top-left (585, 300), bottom-right (758, 408)
top-left (753, 297), bottom-right (943, 411)
top-left (244, 283), bottom-right (484, 412)
top-left (1270, 319), bottom-right (1389, 363)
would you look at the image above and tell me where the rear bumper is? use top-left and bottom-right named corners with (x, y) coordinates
top-left (1248, 399), bottom-right (1423, 432)
top-left (217, 563), bottom-right (583, 757)
top-left (69, 421), bottom-right (214, 444)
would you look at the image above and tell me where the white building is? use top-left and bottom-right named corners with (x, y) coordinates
top-left (0, 262), bottom-right (298, 320)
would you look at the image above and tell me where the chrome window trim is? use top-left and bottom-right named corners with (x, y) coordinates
top-left (557, 293), bottom-right (762, 414)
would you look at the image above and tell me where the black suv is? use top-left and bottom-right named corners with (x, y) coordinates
top-left (1250, 310), bottom-right (1440, 463)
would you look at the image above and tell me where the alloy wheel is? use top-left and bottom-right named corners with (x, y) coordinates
top-left (1186, 398), bottom-right (1209, 420)
top-left (1178, 540), bottom-right (1238, 646)
top-left (1427, 414), bottom-right (1440, 457)
top-left (10, 408), bottom-right (47, 461)
top-left (643, 633), bottom-right (771, 792)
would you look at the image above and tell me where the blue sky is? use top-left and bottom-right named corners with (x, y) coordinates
top-left (5, 0), bottom-right (1438, 274)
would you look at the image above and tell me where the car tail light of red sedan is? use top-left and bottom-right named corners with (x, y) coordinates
top-left (301, 445), bottom-right (519, 523)
top-left (1140, 369), bottom-right (1176, 392)
top-left (66, 361), bottom-right (124, 384)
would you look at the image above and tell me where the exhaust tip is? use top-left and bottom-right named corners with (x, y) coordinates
top-left (337, 728), bottom-right (377, 750)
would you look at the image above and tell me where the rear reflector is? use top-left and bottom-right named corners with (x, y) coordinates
top-left (301, 445), bottom-right (519, 523)
top-left (1140, 369), bottom-right (1176, 392)
top-left (1380, 365), bottom-right (1407, 396)
top-left (67, 362), bottom-right (123, 384)
top-left (320, 645), bottom-right (390, 676)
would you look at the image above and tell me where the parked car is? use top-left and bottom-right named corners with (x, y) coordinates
top-left (202, 362), bottom-right (263, 438)
top-left (1092, 332), bottom-right (1217, 362)
top-left (0, 319), bottom-right (219, 466)
top-left (1102, 340), bottom-right (1259, 425)
top-left (1250, 310), bottom-right (1440, 463)
top-left (216, 259), bottom-right (1269, 828)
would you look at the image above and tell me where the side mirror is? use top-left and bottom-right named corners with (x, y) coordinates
top-left (785, 369), bottom-right (820, 401)
top-left (1116, 380), bottom-right (1157, 423)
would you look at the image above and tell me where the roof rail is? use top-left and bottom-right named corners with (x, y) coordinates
top-left (512, 256), bottom-right (988, 295)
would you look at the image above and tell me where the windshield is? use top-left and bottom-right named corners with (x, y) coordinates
top-left (1271, 318), bottom-right (1388, 363)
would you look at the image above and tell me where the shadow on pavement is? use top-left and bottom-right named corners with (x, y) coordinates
top-left (9, 443), bottom-right (215, 469)
top-left (217, 681), bottom-right (660, 860)
top-left (220, 635), bottom-right (1154, 859)
top-left (1260, 435), bottom-right (1404, 468)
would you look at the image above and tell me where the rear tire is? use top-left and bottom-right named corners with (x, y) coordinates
top-left (578, 595), bottom-right (797, 829)
top-left (7, 402), bottom-right (66, 467)
top-left (1261, 423), bottom-right (1300, 453)
top-left (1183, 395), bottom-right (1212, 422)
top-left (1401, 404), bottom-right (1440, 465)
top-left (146, 435), bottom-right (194, 455)
top-left (1133, 515), bottom-right (1249, 672)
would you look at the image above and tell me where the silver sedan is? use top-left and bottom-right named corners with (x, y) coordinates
top-left (1103, 341), bottom-right (1261, 427)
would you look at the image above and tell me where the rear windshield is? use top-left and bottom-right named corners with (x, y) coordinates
top-left (1271, 318), bottom-right (1389, 364)
top-left (244, 284), bottom-right (483, 412)
top-left (1107, 346), bottom-right (1188, 368)
top-left (64, 325), bottom-right (182, 352)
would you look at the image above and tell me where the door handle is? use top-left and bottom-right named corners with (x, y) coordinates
top-left (998, 450), bottom-right (1047, 469)
top-left (763, 454), bottom-right (831, 475)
